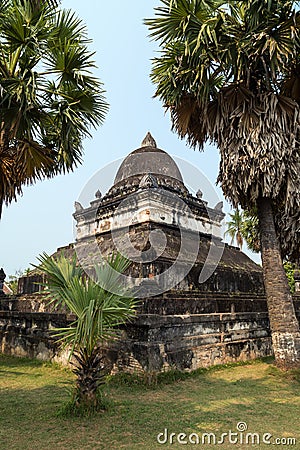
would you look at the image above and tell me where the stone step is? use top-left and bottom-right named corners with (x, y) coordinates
top-left (162, 291), bottom-right (267, 300)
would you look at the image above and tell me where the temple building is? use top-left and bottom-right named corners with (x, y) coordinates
top-left (73, 132), bottom-right (263, 296)
top-left (1, 133), bottom-right (282, 372)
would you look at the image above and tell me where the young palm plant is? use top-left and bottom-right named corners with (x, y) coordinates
top-left (0, 0), bottom-right (108, 218)
top-left (37, 252), bottom-right (138, 412)
top-left (146, 0), bottom-right (300, 368)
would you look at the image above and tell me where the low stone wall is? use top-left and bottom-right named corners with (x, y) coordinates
top-left (0, 292), bottom-right (64, 313)
top-left (109, 311), bottom-right (272, 373)
top-left (0, 310), bottom-right (71, 363)
top-left (1, 291), bottom-right (299, 372)
top-left (141, 291), bottom-right (270, 315)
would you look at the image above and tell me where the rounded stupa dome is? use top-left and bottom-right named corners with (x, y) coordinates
top-left (111, 132), bottom-right (186, 195)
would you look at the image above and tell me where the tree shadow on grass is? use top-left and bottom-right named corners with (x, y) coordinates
top-left (0, 356), bottom-right (299, 447)
top-left (0, 359), bottom-right (299, 450)
top-left (0, 353), bottom-right (46, 368)
top-left (0, 369), bottom-right (43, 376)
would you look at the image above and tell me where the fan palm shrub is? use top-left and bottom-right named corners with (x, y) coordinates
top-left (37, 252), bottom-right (137, 413)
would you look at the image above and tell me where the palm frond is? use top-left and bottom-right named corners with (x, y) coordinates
top-left (0, 0), bottom-right (108, 218)
top-left (146, 0), bottom-right (300, 256)
top-left (37, 253), bottom-right (138, 359)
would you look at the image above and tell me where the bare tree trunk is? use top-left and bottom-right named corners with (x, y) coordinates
top-left (257, 196), bottom-right (300, 369)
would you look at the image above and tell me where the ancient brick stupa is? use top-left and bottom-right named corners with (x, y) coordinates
top-left (70, 133), bottom-right (270, 371)
top-left (4, 133), bottom-right (273, 371)
top-left (73, 132), bottom-right (263, 297)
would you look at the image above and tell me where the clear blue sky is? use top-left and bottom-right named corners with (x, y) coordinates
top-left (0, 0), bottom-right (260, 277)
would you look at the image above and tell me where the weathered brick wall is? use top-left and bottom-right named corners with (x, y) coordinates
top-left (0, 310), bottom-right (70, 361)
top-left (1, 292), bottom-right (299, 372)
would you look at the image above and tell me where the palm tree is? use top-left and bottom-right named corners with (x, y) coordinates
top-left (225, 209), bottom-right (244, 249)
top-left (241, 208), bottom-right (261, 254)
top-left (226, 207), bottom-right (261, 253)
top-left (146, 0), bottom-right (300, 368)
top-left (0, 0), bottom-right (108, 218)
top-left (37, 252), bottom-right (138, 411)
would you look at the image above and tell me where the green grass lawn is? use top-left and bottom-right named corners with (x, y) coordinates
top-left (0, 355), bottom-right (299, 450)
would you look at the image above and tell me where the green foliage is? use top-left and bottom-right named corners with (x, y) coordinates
top-left (37, 252), bottom-right (138, 414)
top-left (225, 209), bottom-right (244, 249)
top-left (240, 208), bottom-right (261, 253)
top-left (225, 208), bottom-right (260, 252)
top-left (37, 253), bottom-right (137, 357)
top-left (0, 0), bottom-right (108, 217)
top-left (284, 261), bottom-right (296, 293)
top-left (7, 273), bottom-right (21, 295)
top-left (7, 267), bottom-right (31, 294)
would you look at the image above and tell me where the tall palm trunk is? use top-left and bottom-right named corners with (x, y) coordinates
top-left (257, 196), bottom-right (300, 369)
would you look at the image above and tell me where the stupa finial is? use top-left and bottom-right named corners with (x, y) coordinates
top-left (141, 132), bottom-right (157, 148)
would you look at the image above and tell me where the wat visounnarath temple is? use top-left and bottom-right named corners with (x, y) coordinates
top-left (2, 133), bottom-right (298, 373)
